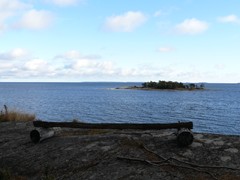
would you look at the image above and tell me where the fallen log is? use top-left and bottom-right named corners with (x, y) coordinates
top-left (176, 128), bottom-right (194, 147)
top-left (30, 128), bottom-right (55, 143)
top-left (31, 121), bottom-right (194, 146)
top-left (33, 121), bottom-right (193, 130)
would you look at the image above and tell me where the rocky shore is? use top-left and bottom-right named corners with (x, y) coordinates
top-left (1, 122), bottom-right (240, 179)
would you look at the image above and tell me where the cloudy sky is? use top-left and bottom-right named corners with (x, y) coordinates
top-left (0, 0), bottom-right (240, 82)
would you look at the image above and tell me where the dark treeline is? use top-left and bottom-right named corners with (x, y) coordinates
top-left (142, 80), bottom-right (204, 90)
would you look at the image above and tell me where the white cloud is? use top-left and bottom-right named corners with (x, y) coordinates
top-left (71, 59), bottom-right (116, 75)
top-left (104, 11), bottom-right (147, 32)
top-left (0, 0), bottom-right (30, 11)
top-left (46, 0), bottom-right (79, 6)
top-left (0, 48), bottom-right (28, 60)
top-left (11, 48), bottom-right (29, 58)
top-left (16, 9), bottom-right (54, 30)
top-left (56, 50), bottom-right (115, 75)
top-left (214, 64), bottom-right (226, 70)
top-left (57, 50), bottom-right (82, 59)
top-left (0, 11), bottom-right (14, 23)
top-left (0, 49), bottom-right (57, 78)
top-left (0, 0), bottom-right (31, 32)
top-left (0, 49), bottom-right (174, 81)
top-left (0, 62), bottom-right (14, 69)
top-left (1, 49), bottom-right (239, 83)
top-left (55, 50), bottom-right (101, 60)
top-left (23, 59), bottom-right (58, 77)
top-left (0, 1), bottom-right (54, 32)
top-left (51, 50), bottom-right (166, 78)
top-left (175, 18), bottom-right (208, 35)
top-left (218, 14), bottom-right (240, 24)
top-left (25, 59), bottom-right (48, 71)
top-left (0, 23), bottom-right (6, 33)
top-left (158, 47), bottom-right (175, 52)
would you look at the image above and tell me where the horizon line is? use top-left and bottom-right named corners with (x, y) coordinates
top-left (0, 81), bottom-right (239, 84)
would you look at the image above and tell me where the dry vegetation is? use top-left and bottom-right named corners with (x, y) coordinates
top-left (0, 105), bottom-right (35, 122)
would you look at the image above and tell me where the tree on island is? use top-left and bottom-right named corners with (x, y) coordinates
top-left (142, 80), bottom-right (204, 90)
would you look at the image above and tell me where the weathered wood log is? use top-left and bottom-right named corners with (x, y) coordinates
top-left (176, 128), bottom-right (194, 147)
top-left (30, 128), bottom-right (55, 143)
top-left (33, 121), bottom-right (193, 130)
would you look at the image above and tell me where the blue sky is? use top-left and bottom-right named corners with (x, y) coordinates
top-left (0, 0), bottom-right (240, 82)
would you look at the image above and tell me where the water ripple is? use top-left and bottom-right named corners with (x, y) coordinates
top-left (0, 82), bottom-right (240, 135)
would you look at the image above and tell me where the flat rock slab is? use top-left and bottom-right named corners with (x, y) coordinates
top-left (1, 122), bottom-right (240, 180)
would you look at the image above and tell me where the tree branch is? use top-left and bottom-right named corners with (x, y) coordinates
top-left (117, 156), bottom-right (218, 180)
top-left (117, 143), bottom-right (240, 180)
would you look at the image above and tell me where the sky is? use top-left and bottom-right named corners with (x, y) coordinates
top-left (0, 0), bottom-right (240, 83)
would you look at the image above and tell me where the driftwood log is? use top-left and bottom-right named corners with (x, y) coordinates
top-left (33, 121), bottom-right (193, 130)
top-left (176, 128), bottom-right (194, 147)
top-left (31, 121), bottom-right (194, 146)
top-left (30, 128), bottom-right (55, 143)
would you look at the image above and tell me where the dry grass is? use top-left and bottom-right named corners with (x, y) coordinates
top-left (0, 105), bottom-right (35, 122)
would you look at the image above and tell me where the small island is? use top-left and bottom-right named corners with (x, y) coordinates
top-left (117, 80), bottom-right (205, 90)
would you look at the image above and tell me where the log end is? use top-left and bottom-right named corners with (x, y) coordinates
top-left (177, 129), bottom-right (194, 147)
top-left (30, 129), bottom-right (40, 143)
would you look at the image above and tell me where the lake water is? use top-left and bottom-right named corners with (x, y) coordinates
top-left (0, 82), bottom-right (239, 135)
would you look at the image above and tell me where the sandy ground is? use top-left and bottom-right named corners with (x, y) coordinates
top-left (1, 121), bottom-right (240, 180)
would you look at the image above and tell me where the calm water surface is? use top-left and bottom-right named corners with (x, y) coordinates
top-left (0, 82), bottom-right (239, 135)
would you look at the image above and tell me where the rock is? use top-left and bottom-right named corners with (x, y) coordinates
top-left (1, 122), bottom-right (240, 180)
top-left (191, 142), bottom-right (203, 148)
top-left (85, 142), bottom-right (99, 149)
top-left (220, 156), bottom-right (232, 162)
top-left (204, 139), bottom-right (214, 144)
top-left (225, 148), bottom-right (239, 153)
top-left (100, 146), bottom-right (112, 152)
top-left (194, 134), bottom-right (204, 140)
top-left (182, 149), bottom-right (193, 157)
top-left (213, 140), bottom-right (225, 146)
